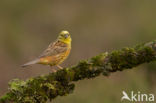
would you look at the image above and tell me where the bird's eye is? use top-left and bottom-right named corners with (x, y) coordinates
top-left (64, 34), bottom-right (69, 38)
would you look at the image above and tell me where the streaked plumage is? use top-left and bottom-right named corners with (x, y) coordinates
top-left (22, 30), bottom-right (71, 72)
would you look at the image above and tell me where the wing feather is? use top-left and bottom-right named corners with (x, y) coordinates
top-left (39, 40), bottom-right (68, 58)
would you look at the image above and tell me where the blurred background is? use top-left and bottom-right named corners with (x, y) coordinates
top-left (0, 0), bottom-right (156, 103)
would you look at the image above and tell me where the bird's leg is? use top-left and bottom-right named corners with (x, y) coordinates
top-left (57, 65), bottom-right (63, 69)
top-left (50, 66), bottom-right (57, 72)
top-left (52, 69), bottom-right (57, 73)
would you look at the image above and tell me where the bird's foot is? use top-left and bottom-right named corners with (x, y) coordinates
top-left (57, 65), bottom-right (63, 69)
top-left (51, 69), bottom-right (57, 73)
top-left (50, 66), bottom-right (57, 72)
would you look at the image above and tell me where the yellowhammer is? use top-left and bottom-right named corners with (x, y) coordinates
top-left (22, 30), bottom-right (72, 72)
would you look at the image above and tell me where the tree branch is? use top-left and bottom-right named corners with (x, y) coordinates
top-left (1, 40), bottom-right (156, 103)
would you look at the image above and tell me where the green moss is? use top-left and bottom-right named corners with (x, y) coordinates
top-left (1, 40), bottom-right (156, 103)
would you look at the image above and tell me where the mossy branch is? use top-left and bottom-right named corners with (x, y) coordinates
top-left (1, 40), bottom-right (156, 103)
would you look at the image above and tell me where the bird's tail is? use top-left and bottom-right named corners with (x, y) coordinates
top-left (22, 59), bottom-right (40, 68)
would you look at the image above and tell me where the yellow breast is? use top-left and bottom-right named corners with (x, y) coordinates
top-left (58, 48), bottom-right (71, 64)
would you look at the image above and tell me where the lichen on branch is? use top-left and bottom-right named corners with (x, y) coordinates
top-left (1, 40), bottom-right (156, 103)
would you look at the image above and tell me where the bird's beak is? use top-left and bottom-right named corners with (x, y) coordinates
top-left (64, 34), bottom-right (69, 39)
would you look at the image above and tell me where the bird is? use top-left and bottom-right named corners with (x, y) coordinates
top-left (22, 30), bottom-right (72, 72)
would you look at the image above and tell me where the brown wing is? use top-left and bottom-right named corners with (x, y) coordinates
top-left (39, 40), bottom-right (68, 58)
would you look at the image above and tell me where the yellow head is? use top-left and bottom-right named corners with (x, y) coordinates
top-left (58, 30), bottom-right (72, 45)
